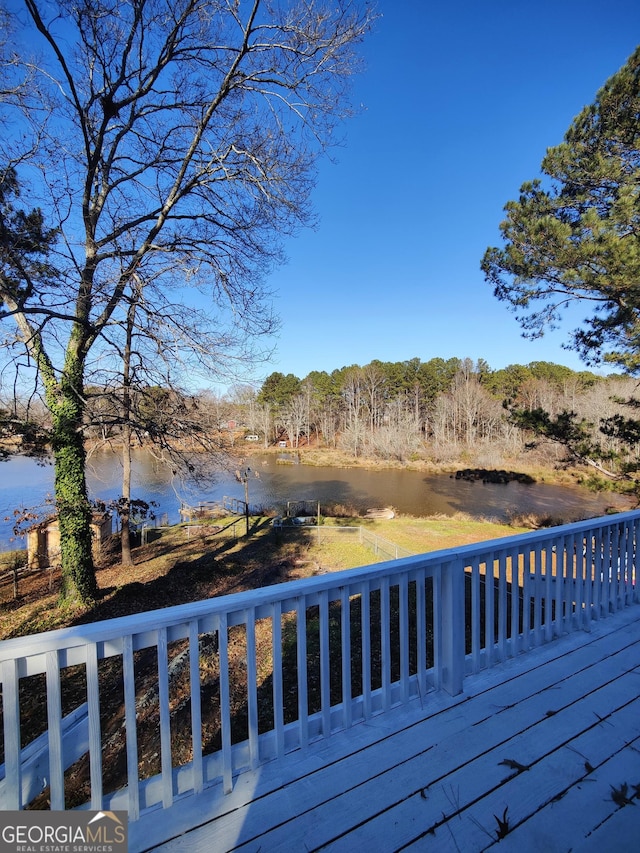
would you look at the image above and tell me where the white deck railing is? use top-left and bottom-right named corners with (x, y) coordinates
top-left (1, 510), bottom-right (638, 821)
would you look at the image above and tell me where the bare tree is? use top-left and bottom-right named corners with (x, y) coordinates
top-left (340, 366), bottom-right (364, 456)
top-left (362, 362), bottom-right (385, 435)
top-left (366, 399), bottom-right (423, 461)
top-left (256, 401), bottom-right (273, 448)
top-left (451, 359), bottom-right (477, 444)
top-left (83, 269), bottom-right (250, 563)
top-left (282, 392), bottom-right (306, 449)
top-left (0, 0), bottom-right (373, 602)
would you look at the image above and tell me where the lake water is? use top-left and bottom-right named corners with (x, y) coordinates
top-left (0, 449), bottom-right (630, 550)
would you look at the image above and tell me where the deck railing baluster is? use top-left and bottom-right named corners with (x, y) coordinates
top-left (2, 658), bottom-right (22, 811)
top-left (441, 559), bottom-right (464, 696)
top-left (612, 523), bottom-right (621, 610)
top-left (399, 574), bottom-right (409, 704)
top-left (381, 577), bottom-right (391, 712)
top-left (432, 564), bottom-right (443, 690)
top-left (510, 549), bottom-right (520, 656)
top-left (157, 627), bottom-right (172, 809)
top-left (485, 552), bottom-right (495, 669)
top-left (123, 634), bottom-right (140, 820)
top-left (272, 601), bottom-right (284, 757)
top-left (245, 609), bottom-right (259, 769)
top-left (574, 531), bottom-right (585, 630)
top-left (569, 532), bottom-right (580, 629)
top-left (521, 549), bottom-right (531, 651)
top-left (45, 649), bottom-right (64, 810)
top-left (217, 613), bottom-right (232, 794)
top-left (564, 534), bottom-right (573, 631)
top-left (361, 581), bottom-right (372, 719)
top-left (532, 545), bottom-right (542, 644)
top-left (593, 527), bottom-right (603, 616)
top-left (583, 531), bottom-right (594, 630)
top-left (415, 568), bottom-right (427, 693)
top-left (603, 525), bottom-right (613, 613)
top-left (340, 586), bottom-right (352, 729)
top-left (296, 596), bottom-right (309, 747)
top-left (553, 536), bottom-right (564, 638)
top-left (628, 519), bottom-right (638, 600)
top-left (1, 659), bottom-right (21, 809)
top-left (543, 542), bottom-right (553, 642)
top-left (621, 523), bottom-right (631, 603)
top-left (470, 557), bottom-right (481, 672)
top-left (85, 642), bottom-right (103, 810)
top-left (188, 620), bottom-right (203, 794)
top-left (557, 536), bottom-right (566, 632)
top-left (497, 551), bottom-right (507, 660)
top-left (1, 512), bottom-right (639, 826)
top-left (319, 590), bottom-right (331, 736)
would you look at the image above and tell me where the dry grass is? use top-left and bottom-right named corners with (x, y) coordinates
top-left (0, 518), bottom-right (320, 639)
top-left (356, 512), bottom-right (529, 554)
top-left (1, 512), bottom-right (534, 810)
top-left (1, 514), bottom-right (529, 640)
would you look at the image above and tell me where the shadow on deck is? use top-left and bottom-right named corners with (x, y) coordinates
top-left (137, 605), bottom-right (640, 852)
top-left (2, 512), bottom-right (640, 853)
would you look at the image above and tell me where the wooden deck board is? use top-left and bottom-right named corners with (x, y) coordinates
top-left (134, 606), bottom-right (640, 853)
top-left (312, 658), bottom-right (640, 852)
top-left (415, 699), bottom-right (640, 852)
top-left (491, 723), bottom-right (640, 852)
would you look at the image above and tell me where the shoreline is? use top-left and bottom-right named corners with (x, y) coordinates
top-left (239, 443), bottom-right (624, 491)
top-left (4, 432), bottom-right (627, 495)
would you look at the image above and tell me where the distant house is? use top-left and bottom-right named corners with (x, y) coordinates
top-left (217, 420), bottom-right (237, 431)
top-left (27, 512), bottom-right (112, 570)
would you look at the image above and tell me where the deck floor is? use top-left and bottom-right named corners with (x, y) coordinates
top-left (132, 606), bottom-right (640, 853)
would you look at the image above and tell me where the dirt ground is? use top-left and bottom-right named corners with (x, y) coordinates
top-left (2, 522), bottom-right (335, 809)
top-left (0, 520), bottom-right (323, 639)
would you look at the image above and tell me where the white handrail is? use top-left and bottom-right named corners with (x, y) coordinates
top-left (1, 510), bottom-right (638, 820)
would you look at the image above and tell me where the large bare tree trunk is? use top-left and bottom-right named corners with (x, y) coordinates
top-left (120, 420), bottom-right (133, 567)
top-left (2, 0), bottom-right (373, 601)
top-left (120, 294), bottom-right (137, 567)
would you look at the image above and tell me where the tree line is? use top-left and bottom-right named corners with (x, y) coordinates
top-left (10, 354), bottom-right (633, 477)
top-left (1, 7), bottom-right (638, 607)
top-left (226, 357), bottom-right (635, 473)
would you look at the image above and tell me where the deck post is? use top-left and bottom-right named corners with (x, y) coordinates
top-left (441, 557), bottom-right (465, 696)
top-left (2, 510), bottom-right (639, 832)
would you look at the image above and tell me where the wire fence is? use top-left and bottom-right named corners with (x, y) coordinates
top-left (273, 524), bottom-right (413, 561)
top-left (183, 517), bottom-right (247, 543)
top-left (1, 516), bottom-right (410, 603)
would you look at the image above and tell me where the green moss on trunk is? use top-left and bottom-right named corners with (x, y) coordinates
top-left (46, 353), bottom-right (97, 604)
top-left (53, 430), bottom-right (97, 603)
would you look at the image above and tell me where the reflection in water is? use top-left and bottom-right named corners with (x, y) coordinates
top-left (0, 449), bottom-right (629, 550)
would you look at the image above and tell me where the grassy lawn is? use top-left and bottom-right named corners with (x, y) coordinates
top-left (0, 513), bottom-right (528, 640)
top-left (0, 511), bottom-right (536, 808)
top-left (343, 513), bottom-right (528, 553)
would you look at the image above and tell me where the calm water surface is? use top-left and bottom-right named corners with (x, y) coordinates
top-left (0, 450), bottom-right (629, 550)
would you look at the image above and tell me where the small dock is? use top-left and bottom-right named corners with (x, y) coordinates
top-left (179, 497), bottom-right (246, 521)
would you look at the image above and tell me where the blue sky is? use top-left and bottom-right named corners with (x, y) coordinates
top-left (258, 0), bottom-right (640, 385)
